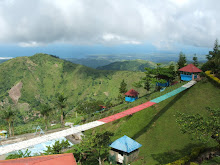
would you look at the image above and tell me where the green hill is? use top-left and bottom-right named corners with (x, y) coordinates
top-left (91, 81), bottom-right (220, 164)
top-left (0, 54), bottom-right (145, 108)
top-left (64, 57), bottom-right (116, 69)
top-left (96, 59), bottom-right (157, 71)
top-left (0, 59), bottom-right (9, 64)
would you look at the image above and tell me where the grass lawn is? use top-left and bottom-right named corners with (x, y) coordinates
top-left (201, 156), bottom-right (220, 165)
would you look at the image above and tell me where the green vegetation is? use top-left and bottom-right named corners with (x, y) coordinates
top-left (39, 103), bottom-right (53, 130)
top-left (0, 54), bottom-right (145, 107)
top-left (1, 52), bottom-right (219, 164)
top-left (201, 156), bottom-right (220, 165)
top-left (64, 57), bottom-right (116, 69)
top-left (202, 39), bottom-right (220, 78)
top-left (177, 52), bottom-right (187, 69)
top-left (6, 149), bottom-right (31, 160)
top-left (145, 63), bottom-right (176, 83)
top-left (97, 59), bottom-right (157, 71)
top-left (0, 53), bottom-right (146, 135)
top-left (44, 139), bottom-right (70, 155)
top-left (176, 107), bottom-right (219, 145)
top-left (76, 100), bottom-right (104, 114)
top-left (0, 105), bottom-right (16, 136)
top-left (90, 80), bottom-right (220, 164)
top-left (134, 63), bottom-right (177, 93)
top-left (119, 79), bottom-right (127, 94)
top-left (67, 131), bottom-right (114, 165)
top-left (193, 54), bottom-right (199, 67)
top-left (0, 59), bottom-right (8, 64)
top-left (55, 93), bottom-right (67, 127)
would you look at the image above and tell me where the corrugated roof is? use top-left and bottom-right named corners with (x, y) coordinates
top-left (125, 89), bottom-right (139, 97)
top-left (0, 153), bottom-right (77, 165)
top-left (179, 64), bottom-right (202, 73)
top-left (110, 135), bottom-right (142, 153)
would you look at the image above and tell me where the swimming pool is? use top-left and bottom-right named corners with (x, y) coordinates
top-left (1, 137), bottom-right (73, 156)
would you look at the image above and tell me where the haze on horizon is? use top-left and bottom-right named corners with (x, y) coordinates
top-left (0, 0), bottom-right (219, 58)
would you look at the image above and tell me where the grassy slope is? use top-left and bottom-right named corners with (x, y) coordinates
top-left (92, 81), bottom-right (220, 164)
top-left (96, 59), bottom-right (157, 71)
top-left (0, 54), bottom-right (145, 108)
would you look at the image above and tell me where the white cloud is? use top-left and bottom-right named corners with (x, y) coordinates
top-left (0, 57), bottom-right (13, 59)
top-left (18, 41), bottom-right (42, 47)
top-left (102, 33), bottom-right (141, 45)
top-left (0, 0), bottom-right (219, 48)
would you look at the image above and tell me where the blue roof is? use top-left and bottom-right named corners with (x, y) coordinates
top-left (110, 135), bottom-right (142, 153)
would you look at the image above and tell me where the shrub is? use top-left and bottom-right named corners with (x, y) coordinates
top-left (189, 162), bottom-right (199, 165)
top-left (6, 149), bottom-right (31, 160)
top-left (205, 70), bottom-right (220, 86)
top-left (44, 140), bottom-right (70, 155)
top-left (166, 147), bottom-right (205, 165)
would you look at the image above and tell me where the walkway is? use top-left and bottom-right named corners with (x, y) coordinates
top-left (0, 80), bottom-right (197, 155)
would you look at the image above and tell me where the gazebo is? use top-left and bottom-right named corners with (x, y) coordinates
top-left (109, 135), bottom-right (142, 164)
top-left (179, 64), bottom-right (202, 81)
top-left (125, 89), bottom-right (139, 102)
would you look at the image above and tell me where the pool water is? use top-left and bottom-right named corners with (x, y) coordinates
top-left (3, 137), bottom-right (73, 156)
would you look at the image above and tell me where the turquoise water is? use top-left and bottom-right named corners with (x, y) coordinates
top-left (1, 137), bottom-right (73, 156)
top-left (22, 137), bottom-right (73, 155)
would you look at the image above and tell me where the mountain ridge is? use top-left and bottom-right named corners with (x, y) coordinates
top-left (96, 59), bottom-right (157, 71)
top-left (0, 53), bottom-right (145, 109)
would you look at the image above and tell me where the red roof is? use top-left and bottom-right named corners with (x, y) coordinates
top-left (179, 64), bottom-right (202, 73)
top-left (0, 153), bottom-right (77, 165)
top-left (125, 89), bottom-right (139, 97)
top-left (99, 105), bottom-right (106, 109)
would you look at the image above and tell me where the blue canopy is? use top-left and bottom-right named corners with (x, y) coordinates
top-left (110, 135), bottom-right (142, 153)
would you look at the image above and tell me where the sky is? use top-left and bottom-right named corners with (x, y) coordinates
top-left (0, 0), bottom-right (219, 59)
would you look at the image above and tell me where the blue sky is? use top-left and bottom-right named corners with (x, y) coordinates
top-left (0, 0), bottom-right (219, 59)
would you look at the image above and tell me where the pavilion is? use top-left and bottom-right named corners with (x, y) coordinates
top-left (179, 64), bottom-right (202, 81)
top-left (109, 135), bottom-right (142, 164)
top-left (125, 89), bottom-right (139, 102)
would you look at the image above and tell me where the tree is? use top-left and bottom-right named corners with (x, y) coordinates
top-left (119, 79), bottom-right (127, 94)
top-left (192, 54), bottom-right (199, 67)
top-left (177, 52), bottom-right (187, 69)
top-left (76, 100), bottom-right (104, 114)
top-left (6, 149), bottom-right (31, 160)
top-left (40, 104), bottom-right (53, 130)
top-left (144, 78), bottom-right (151, 92)
top-left (44, 139), bottom-right (70, 155)
top-left (72, 131), bottom-right (114, 165)
top-left (176, 107), bottom-right (220, 145)
top-left (144, 65), bottom-right (176, 91)
top-left (0, 106), bottom-right (16, 137)
top-left (55, 93), bottom-right (67, 127)
top-left (207, 39), bottom-right (219, 60)
top-left (143, 72), bottom-right (151, 93)
top-left (204, 39), bottom-right (220, 77)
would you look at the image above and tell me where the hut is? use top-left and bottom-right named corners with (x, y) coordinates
top-left (109, 135), bottom-right (142, 164)
top-left (125, 89), bottom-right (139, 102)
top-left (179, 64), bottom-right (202, 81)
